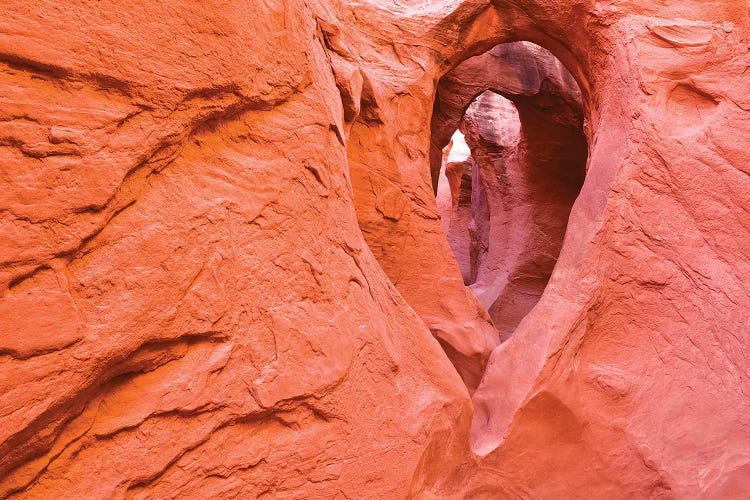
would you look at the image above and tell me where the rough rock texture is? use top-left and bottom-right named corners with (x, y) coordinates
top-left (1, 0), bottom-right (750, 498)
top-left (0, 2), bottom-right (473, 497)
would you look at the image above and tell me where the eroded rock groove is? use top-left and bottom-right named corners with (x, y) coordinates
top-left (1, 0), bottom-right (749, 498)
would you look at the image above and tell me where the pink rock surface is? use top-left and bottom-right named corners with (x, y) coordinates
top-left (1, 0), bottom-right (749, 497)
top-left (437, 130), bottom-right (476, 283)
top-left (433, 42), bottom-right (588, 340)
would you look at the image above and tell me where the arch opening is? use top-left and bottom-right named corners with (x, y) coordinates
top-left (433, 41), bottom-right (588, 341)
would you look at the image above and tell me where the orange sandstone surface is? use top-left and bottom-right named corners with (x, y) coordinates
top-left (1, 0), bottom-right (749, 498)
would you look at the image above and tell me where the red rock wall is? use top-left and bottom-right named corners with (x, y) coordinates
top-left (1, 0), bottom-right (749, 497)
top-left (0, 2), bottom-right (473, 497)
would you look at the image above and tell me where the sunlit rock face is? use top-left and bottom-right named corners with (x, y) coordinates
top-left (2, 0), bottom-right (750, 498)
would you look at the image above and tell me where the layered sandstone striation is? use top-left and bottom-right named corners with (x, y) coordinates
top-left (1, 0), bottom-right (749, 498)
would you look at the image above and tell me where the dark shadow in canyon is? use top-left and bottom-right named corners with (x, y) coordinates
top-left (432, 42), bottom-right (588, 342)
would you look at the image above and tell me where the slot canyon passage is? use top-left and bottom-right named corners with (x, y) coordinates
top-left (1, 0), bottom-right (749, 497)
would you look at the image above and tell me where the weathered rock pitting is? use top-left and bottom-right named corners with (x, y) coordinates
top-left (1, 0), bottom-right (749, 497)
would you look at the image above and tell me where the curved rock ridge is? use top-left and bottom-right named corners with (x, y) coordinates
top-left (0, 0), bottom-right (749, 498)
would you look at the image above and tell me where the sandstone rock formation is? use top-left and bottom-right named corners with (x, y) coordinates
top-left (1, 0), bottom-right (749, 498)
top-left (433, 42), bottom-right (588, 341)
top-left (437, 130), bottom-right (477, 284)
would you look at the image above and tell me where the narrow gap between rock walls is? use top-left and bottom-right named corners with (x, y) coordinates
top-left (432, 41), bottom-right (588, 342)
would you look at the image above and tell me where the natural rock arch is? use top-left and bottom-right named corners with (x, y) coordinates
top-left (432, 41), bottom-right (588, 341)
top-left (341, 1), bottom-right (750, 496)
top-left (1, 0), bottom-right (749, 498)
